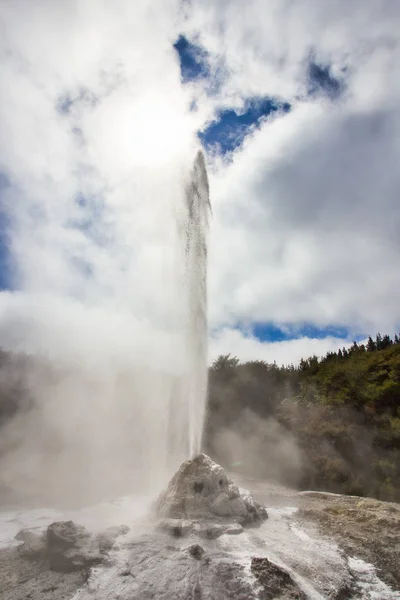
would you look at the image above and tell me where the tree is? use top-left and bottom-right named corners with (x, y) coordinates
top-left (349, 342), bottom-right (359, 355)
top-left (211, 354), bottom-right (239, 371)
top-left (381, 335), bottom-right (393, 350)
top-left (206, 330), bottom-right (400, 503)
top-left (376, 333), bottom-right (383, 350)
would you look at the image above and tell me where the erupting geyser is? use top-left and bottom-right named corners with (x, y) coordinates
top-left (182, 152), bottom-right (211, 458)
top-left (156, 150), bottom-right (211, 485)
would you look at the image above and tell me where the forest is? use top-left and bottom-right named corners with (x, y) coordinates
top-left (205, 334), bottom-right (400, 502)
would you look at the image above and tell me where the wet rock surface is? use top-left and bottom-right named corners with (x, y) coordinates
top-left (0, 544), bottom-right (86, 600)
top-left (46, 521), bottom-right (102, 573)
top-left (251, 557), bottom-right (306, 599)
top-left (157, 518), bottom-right (194, 537)
top-left (1, 468), bottom-right (399, 600)
top-left (84, 534), bottom-right (266, 600)
top-left (0, 519), bottom-right (129, 600)
top-left (96, 524), bottom-right (130, 553)
top-left (297, 492), bottom-right (400, 591)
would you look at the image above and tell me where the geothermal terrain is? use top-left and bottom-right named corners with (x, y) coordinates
top-left (0, 455), bottom-right (398, 600)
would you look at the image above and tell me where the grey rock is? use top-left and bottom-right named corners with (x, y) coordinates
top-left (156, 453), bottom-right (268, 526)
top-left (194, 523), bottom-right (226, 539)
top-left (47, 521), bottom-right (90, 551)
top-left (96, 525), bottom-right (130, 553)
top-left (49, 547), bottom-right (102, 574)
top-left (46, 521), bottom-right (102, 574)
top-left (219, 496), bottom-right (247, 517)
top-left (188, 544), bottom-right (205, 560)
top-left (251, 557), bottom-right (306, 599)
top-left (102, 535), bottom-right (262, 600)
top-left (15, 530), bottom-right (46, 561)
top-left (225, 523), bottom-right (244, 535)
top-left (157, 518), bottom-right (193, 537)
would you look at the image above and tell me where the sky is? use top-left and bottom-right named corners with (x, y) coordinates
top-left (0, 0), bottom-right (400, 366)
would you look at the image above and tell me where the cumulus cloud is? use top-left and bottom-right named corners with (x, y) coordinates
top-left (207, 100), bottom-right (400, 334)
top-left (0, 0), bottom-right (202, 328)
top-left (183, 0), bottom-right (400, 106)
top-left (0, 0), bottom-right (399, 381)
top-left (179, 0), bottom-right (400, 339)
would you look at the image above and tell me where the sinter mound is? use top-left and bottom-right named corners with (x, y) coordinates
top-left (156, 453), bottom-right (268, 525)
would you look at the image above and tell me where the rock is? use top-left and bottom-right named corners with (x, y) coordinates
top-left (194, 523), bottom-right (226, 539)
top-left (46, 521), bottom-right (102, 573)
top-left (156, 454), bottom-right (267, 526)
top-left (240, 488), bottom-right (269, 524)
top-left (158, 519), bottom-right (193, 537)
top-left (96, 525), bottom-right (130, 553)
top-left (225, 523), bottom-right (243, 535)
top-left (49, 547), bottom-right (102, 573)
top-left (188, 544), bottom-right (205, 560)
top-left (15, 530), bottom-right (46, 561)
top-left (251, 557), bottom-right (306, 599)
top-left (47, 521), bottom-right (90, 551)
top-left (14, 520), bottom-right (124, 574)
top-left (210, 492), bottom-right (232, 515)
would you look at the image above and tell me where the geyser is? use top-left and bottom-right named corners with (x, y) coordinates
top-left (182, 151), bottom-right (211, 458)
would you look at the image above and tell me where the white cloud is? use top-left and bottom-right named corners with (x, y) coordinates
top-left (0, 0), bottom-right (199, 311)
top-left (183, 0), bottom-right (400, 106)
top-left (210, 327), bottom-right (358, 366)
top-left (207, 98), bottom-right (400, 334)
top-left (179, 1), bottom-right (400, 338)
top-left (1, 0), bottom-right (400, 363)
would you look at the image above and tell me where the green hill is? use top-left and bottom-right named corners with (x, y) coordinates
top-left (205, 334), bottom-right (400, 501)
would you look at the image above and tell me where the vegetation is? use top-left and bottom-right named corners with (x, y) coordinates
top-left (205, 334), bottom-right (400, 502)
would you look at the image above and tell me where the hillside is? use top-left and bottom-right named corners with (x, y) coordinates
top-left (205, 334), bottom-right (400, 502)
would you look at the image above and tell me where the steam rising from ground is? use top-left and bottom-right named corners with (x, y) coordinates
top-left (209, 409), bottom-right (302, 486)
top-left (0, 1), bottom-right (213, 505)
top-left (0, 152), bottom-right (210, 506)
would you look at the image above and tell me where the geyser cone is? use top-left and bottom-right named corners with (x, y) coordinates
top-left (156, 453), bottom-right (268, 525)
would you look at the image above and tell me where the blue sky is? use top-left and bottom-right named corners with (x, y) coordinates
top-left (174, 35), bottom-right (342, 156)
top-left (175, 35), bottom-right (291, 156)
top-left (198, 99), bottom-right (291, 155)
top-left (249, 322), bottom-right (353, 343)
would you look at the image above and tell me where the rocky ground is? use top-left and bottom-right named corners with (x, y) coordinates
top-left (299, 492), bottom-right (400, 590)
top-left (240, 477), bottom-right (400, 591)
top-left (0, 457), bottom-right (399, 600)
top-left (0, 546), bottom-right (84, 600)
top-left (0, 521), bottom-right (130, 600)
